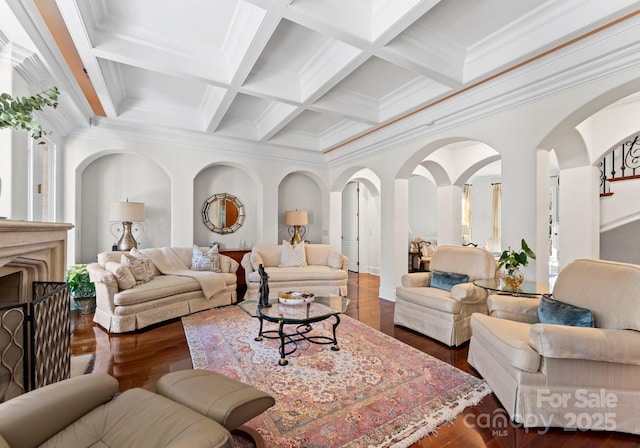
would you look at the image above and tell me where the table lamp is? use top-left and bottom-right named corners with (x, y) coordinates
top-left (109, 200), bottom-right (145, 251)
top-left (285, 210), bottom-right (308, 245)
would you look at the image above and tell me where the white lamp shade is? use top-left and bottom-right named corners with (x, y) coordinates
top-left (109, 201), bottom-right (145, 222)
top-left (285, 210), bottom-right (308, 226)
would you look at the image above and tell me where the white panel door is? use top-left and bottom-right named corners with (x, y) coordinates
top-left (342, 182), bottom-right (359, 272)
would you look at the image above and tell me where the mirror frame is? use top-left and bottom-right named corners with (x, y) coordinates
top-left (202, 193), bottom-right (245, 234)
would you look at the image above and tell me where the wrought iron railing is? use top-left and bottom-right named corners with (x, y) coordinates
top-left (599, 133), bottom-right (640, 196)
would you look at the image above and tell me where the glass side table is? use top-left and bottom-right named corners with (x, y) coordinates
top-left (473, 278), bottom-right (548, 297)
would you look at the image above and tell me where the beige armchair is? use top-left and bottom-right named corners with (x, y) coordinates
top-left (0, 369), bottom-right (275, 448)
top-left (468, 258), bottom-right (640, 435)
top-left (395, 245), bottom-right (497, 346)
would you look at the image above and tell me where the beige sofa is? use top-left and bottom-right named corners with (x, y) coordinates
top-left (468, 258), bottom-right (640, 435)
top-left (395, 245), bottom-right (497, 346)
top-left (240, 243), bottom-right (348, 298)
top-left (88, 247), bottom-right (238, 333)
top-left (0, 369), bottom-right (275, 448)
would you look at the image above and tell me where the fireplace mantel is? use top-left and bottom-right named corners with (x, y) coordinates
top-left (0, 220), bottom-right (74, 302)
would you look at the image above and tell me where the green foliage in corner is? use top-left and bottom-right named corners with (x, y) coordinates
top-left (0, 86), bottom-right (59, 141)
top-left (66, 264), bottom-right (96, 299)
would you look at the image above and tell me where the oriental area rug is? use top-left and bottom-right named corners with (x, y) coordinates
top-left (182, 306), bottom-right (491, 448)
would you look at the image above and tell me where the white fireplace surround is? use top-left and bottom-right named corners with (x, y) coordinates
top-left (0, 220), bottom-right (74, 304)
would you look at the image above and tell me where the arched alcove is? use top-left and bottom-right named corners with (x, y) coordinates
top-left (80, 153), bottom-right (171, 262)
top-left (194, 165), bottom-right (256, 248)
top-left (278, 173), bottom-right (323, 244)
top-left (341, 168), bottom-right (382, 275)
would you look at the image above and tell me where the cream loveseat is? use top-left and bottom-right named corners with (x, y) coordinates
top-left (88, 246), bottom-right (238, 333)
top-left (468, 258), bottom-right (640, 435)
top-left (395, 245), bottom-right (497, 347)
top-left (240, 243), bottom-right (349, 298)
top-left (0, 369), bottom-right (275, 448)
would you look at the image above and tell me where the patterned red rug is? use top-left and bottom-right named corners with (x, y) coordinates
top-left (182, 305), bottom-right (491, 448)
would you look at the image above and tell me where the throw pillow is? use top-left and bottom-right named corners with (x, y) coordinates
top-left (538, 294), bottom-right (595, 327)
top-left (130, 247), bottom-right (161, 277)
top-left (105, 262), bottom-right (136, 290)
top-left (327, 250), bottom-right (343, 269)
top-left (191, 244), bottom-right (221, 272)
top-left (279, 240), bottom-right (307, 267)
top-left (121, 253), bottom-right (154, 284)
top-left (430, 270), bottom-right (469, 292)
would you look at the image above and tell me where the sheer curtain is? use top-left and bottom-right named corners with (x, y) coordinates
top-left (462, 184), bottom-right (472, 244)
top-left (490, 183), bottom-right (501, 251)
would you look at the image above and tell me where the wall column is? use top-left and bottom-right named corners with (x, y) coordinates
top-left (535, 149), bottom-right (551, 287)
top-left (379, 176), bottom-right (408, 301)
top-left (501, 148), bottom-right (538, 282)
top-left (171, 170), bottom-right (194, 247)
top-left (261, 177), bottom-right (279, 244)
top-left (436, 184), bottom-right (462, 246)
top-left (328, 190), bottom-right (342, 249)
top-left (0, 62), bottom-right (29, 221)
top-left (558, 165), bottom-right (600, 269)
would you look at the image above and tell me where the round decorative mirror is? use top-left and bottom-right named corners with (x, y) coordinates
top-left (202, 193), bottom-right (245, 234)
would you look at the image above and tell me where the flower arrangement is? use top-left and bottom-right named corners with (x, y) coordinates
top-left (496, 239), bottom-right (536, 272)
top-left (496, 239), bottom-right (536, 289)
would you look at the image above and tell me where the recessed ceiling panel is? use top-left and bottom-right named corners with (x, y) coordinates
top-left (44, 0), bottom-right (640, 158)
top-left (313, 56), bottom-right (449, 123)
top-left (243, 19), bottom-right (361, 103)
top-left (216, 93), bottom-right (298, 141)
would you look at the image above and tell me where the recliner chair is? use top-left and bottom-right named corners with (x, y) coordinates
top-left (0, 369), bottom-right (275, 448)
top-left (395, 245), bottom-right (497, 346)
top-left (468, 258), bottom-right (640, 435)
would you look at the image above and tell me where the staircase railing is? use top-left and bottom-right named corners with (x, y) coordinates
top-left (599, 133), bottom-right (640, 196)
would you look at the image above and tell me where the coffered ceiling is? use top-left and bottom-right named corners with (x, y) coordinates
top-left (28, 0), bottom-right (640, 158)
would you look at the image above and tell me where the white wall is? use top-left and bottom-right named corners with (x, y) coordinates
top-left (408, 175), bottom-right (437, 242)
top-left (278, 173), bottom-right (323, 244)
top-left (80, 153), bottom-right (171, 263)
top-left (601, 220), bottom-right (640, 264)
top-left (63, 131), bottom-right (335, 263)
top-left (469, 176), bottom-right (498, 250)
top-left (0, 66), bottom-right (29, 221)
top-left (194, 165), bottom-right (257, 249)
top-left (57, 54), bottom-right (640, 298)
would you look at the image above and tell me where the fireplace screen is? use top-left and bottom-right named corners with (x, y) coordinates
top-left (0, 282), bottom-right (70, 402)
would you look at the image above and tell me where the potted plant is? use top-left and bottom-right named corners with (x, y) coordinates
top-left (66, 264), bottom-right (96, 314)
top-left (496, 239), bottom-right (536, 289)
top-left (0, 86), bottom-right (59, 140)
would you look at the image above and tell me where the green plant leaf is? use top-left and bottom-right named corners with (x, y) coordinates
top-left (0, 86), bottom-right (59, 139)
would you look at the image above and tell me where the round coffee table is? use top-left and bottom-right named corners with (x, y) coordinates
top-left (239, 295), bottom-right (350, 366)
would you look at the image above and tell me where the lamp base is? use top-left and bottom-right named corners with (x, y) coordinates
top-left (116, 221), bottom-right (138, 251)
top-left (289, 225), bottom-right (306, 245)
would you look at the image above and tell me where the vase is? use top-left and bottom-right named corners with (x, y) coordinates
top-left (73, 296), bottom-right (96, 314)
top-left (502, 267), bottom-right (524, 289)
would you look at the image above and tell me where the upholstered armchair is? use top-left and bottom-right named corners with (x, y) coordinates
top-left (394, 245), bottom-right (497, 346)
top-left (468, 258), bottom-right (640, 435)
top-left (0, 369), bottom-right (275, 448)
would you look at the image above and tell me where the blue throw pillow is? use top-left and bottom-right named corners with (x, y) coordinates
top-left (538, 294), bottom-right (594, 327)
top-left (430, 270), bottom-right (469, 292)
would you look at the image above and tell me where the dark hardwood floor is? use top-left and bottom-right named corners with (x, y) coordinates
top-left (71, 273), bottom-right (640, 448)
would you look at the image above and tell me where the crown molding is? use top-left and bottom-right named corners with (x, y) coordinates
top-left (68, 118), bottom-right (329, 167)
top-left (325, 12), bottom-right (640, 163)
